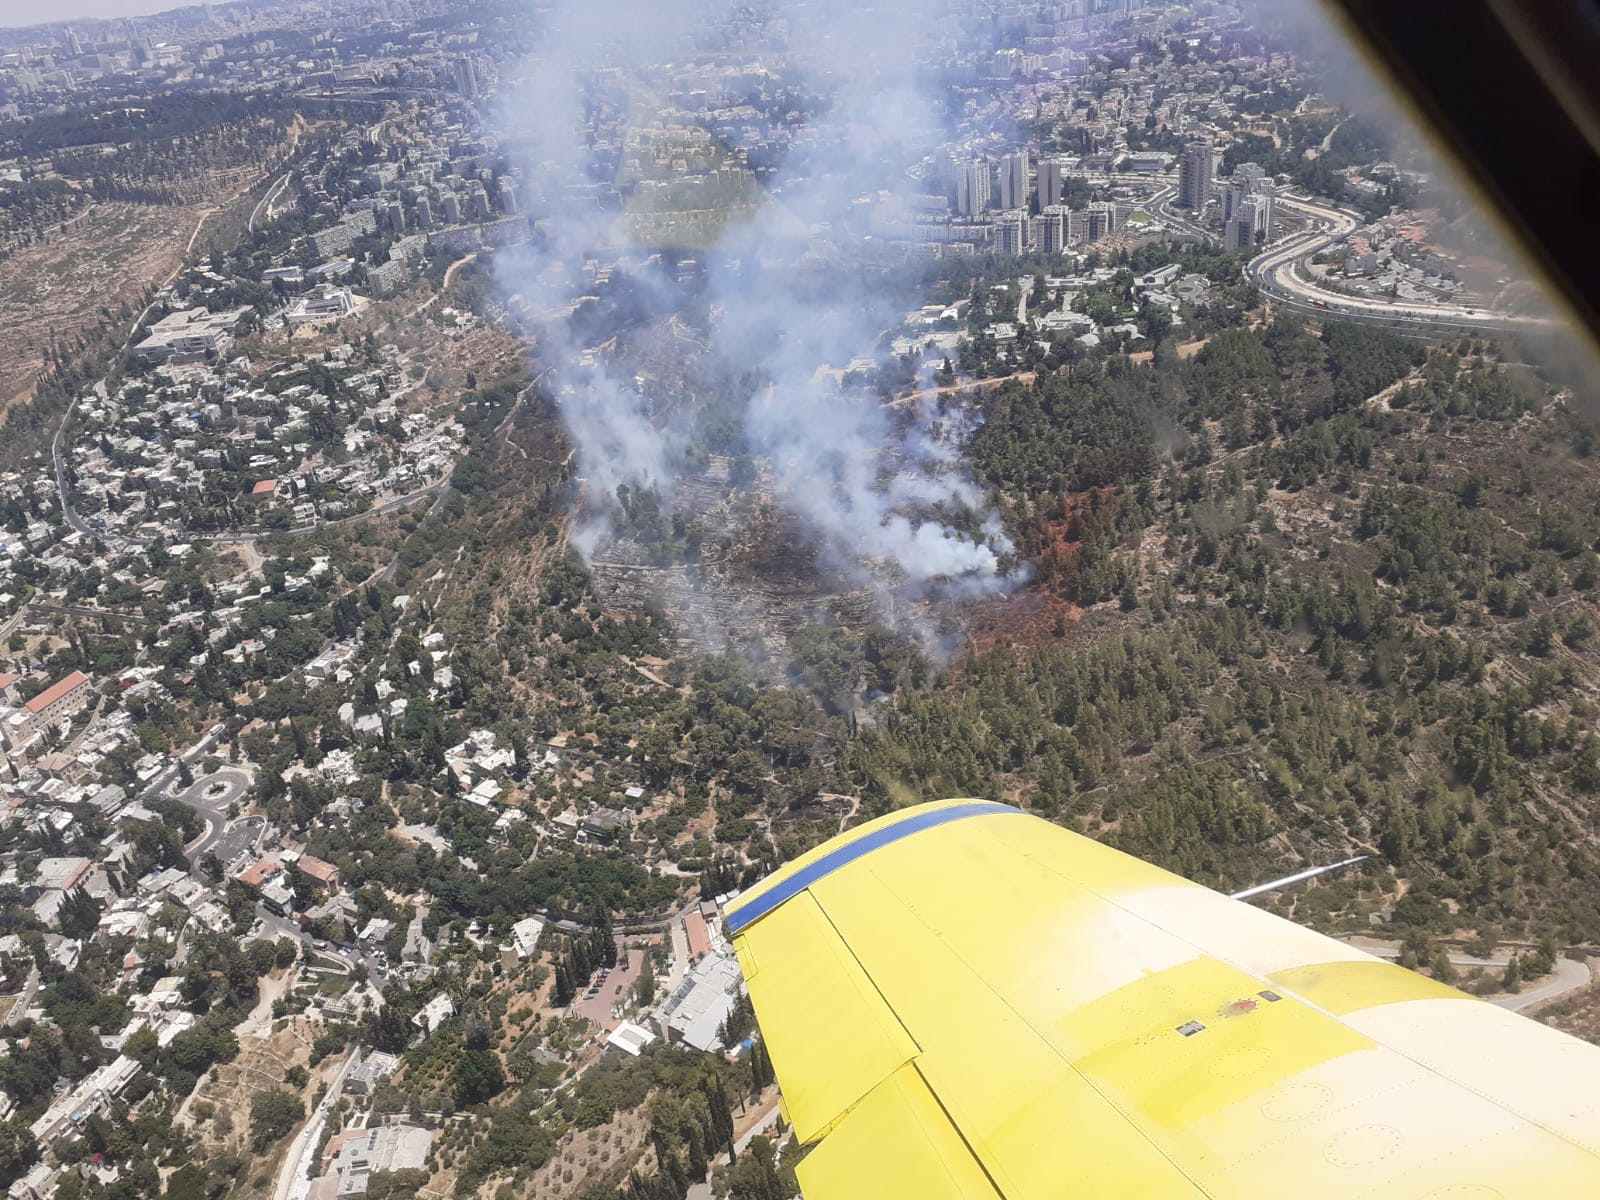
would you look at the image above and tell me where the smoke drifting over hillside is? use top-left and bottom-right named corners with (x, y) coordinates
top-left (491, 0), bottom-right (1019, 624)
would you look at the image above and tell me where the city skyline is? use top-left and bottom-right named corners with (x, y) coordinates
top-left (2, 0), bottom-right (203, 28)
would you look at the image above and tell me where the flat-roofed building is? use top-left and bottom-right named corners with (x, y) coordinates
top-left (129, 307), bottom-right (249, 364)
top-left (655, 950), bottom-right (744, 1052)
top-left (510, 915), bottom-right (544, 959)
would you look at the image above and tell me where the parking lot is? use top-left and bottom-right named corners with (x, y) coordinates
top-left (573, 946), bottom-right (643, 1026)
top-left (210, 815), bottom-right (267, 872)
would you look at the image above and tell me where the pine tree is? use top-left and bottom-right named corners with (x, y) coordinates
top-left (663, 1149), bottom-right (688, 1199)
top-left (686, 1123), bottom-right (708, 1181)
top-left (1502, 956), bottom-right (1522, 992)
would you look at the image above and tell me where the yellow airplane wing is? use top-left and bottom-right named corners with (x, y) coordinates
top-left (724, 799), bottom-right (1600, 1199)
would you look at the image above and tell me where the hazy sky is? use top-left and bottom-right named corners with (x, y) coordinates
top-left (3, 0), bottom-right (198, 30)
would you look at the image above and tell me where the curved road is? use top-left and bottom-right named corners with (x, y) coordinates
top-left (1149, 181), bottom-right (1215, 244)
top-left (1351, 939), bottom-right (1592, 1014)
top-left (1248, 192), bottom-right (1556, 338)
top-left (249, 172), bottom-right (292, 234)
top-left (172, 768), bottom-right (254, 862)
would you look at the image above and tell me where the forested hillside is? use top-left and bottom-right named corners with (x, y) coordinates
top-left (356, 288), bottom-right (1600, 972)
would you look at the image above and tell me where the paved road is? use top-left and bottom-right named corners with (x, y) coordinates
top-left (4, 967), bottom-right (40, 1026)
top-left (687, 1098), bottom-right (784, 1198)
top-left (25, 602), bottom-right (154, 624)
top-left (1247, 192), bottom-right (1555, 337)
top-left (139, 726), bottom-right (230, 804)
top-left (250, 172), bottom-right (292, 234)
top-left (1353, 940), bottom-right (1592, 1014)
top-left (1149, 182), bottom-right (1215, 244)
top-left (665, 920), bottom-right (689, 995)
top-left (137, 724), bottom-right (253, 867)
top-left (50, 250), bottom-right (448, 555)
top-left (0, 604), bottom-right (31, 642)
top-left (271, 1049), bottom-right (357, 1200)
top-left (1494, 956), bottom-right (1593, 1014)
top-left (188, 475), bottom-right (452, 544)
top-left (206, 813), bottom-right (267, 874)
top-left (376, 481), bottom-right (455, 584)
top-left (256, 909), bottom-right (389, 999)
top-left (734, 1103), bottom-right (782, 1155)
top-left (53, 308), bottom-right (161, 539)
top-left (171, 768), bottom-right (254, 865)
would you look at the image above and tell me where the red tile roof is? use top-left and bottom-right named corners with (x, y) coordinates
top-left (25, 671), bottom-right (89, 715)
top-left (298, 856), bottom-right (340, 885)
top-left (238, 859), bottom-right (280, 887)
top-left (685, 910), bottom-right (711, 960)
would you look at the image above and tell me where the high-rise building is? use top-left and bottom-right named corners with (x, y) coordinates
top-left (956, 159), bottom-right (992, 217)
top-left (453, 55), bottom-right (479, 100)
top-left (994, 210), bottom-right (1030, 256)
top-left (415, 195), bottom-right (433, 229)
top-left (1177, 139), bottom-right (1214, 210)
top-left (1036, 205), bottom-right (1071, 253)
top-left (386, 201), bottom-right (405, 234)
top-left (1223, 161), bottom-right (1274, 238)
top-left (64, 28), bottom-right (82, 57)
top-left (495, 177), bottom-right (518, 215)
top-left (441, 193), bottom-right (462, 224)
top-left (1225, 193), bottom-right (1272, 250)
top-left (999, 152), bottom-right (1029, 212)
top-left (1084, 200), bottom-right (1119, 242)
top-left (1038, 158), bottom-right (1066, 210)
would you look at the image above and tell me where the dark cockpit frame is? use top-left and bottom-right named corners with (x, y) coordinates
top-left (1324, 0), bottom-right (1600, 348)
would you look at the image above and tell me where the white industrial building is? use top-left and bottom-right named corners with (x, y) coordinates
top-left (655, 950), bottom-right (744, 1052)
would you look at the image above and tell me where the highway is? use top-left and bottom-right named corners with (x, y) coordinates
top-left (1246, 192), bottom-right (1555, 338)
top-left (1142, 177), bottom-right (1551, 339)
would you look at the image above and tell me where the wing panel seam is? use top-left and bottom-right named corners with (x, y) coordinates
top-left (819, 853), bottom-right (1218, 1199)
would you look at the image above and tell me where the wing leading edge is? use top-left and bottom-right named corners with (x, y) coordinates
top-left (724, 799), bottom-right (1600, 1199)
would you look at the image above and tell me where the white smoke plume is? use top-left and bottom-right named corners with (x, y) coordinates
top-left (490, 0), bottom-right (1020, 611)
